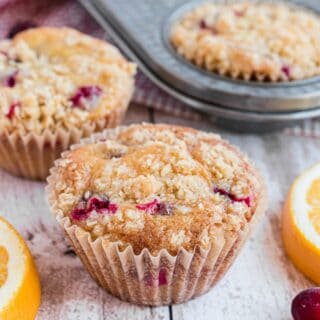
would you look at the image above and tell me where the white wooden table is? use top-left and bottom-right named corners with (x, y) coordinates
top-left (2, 104), bottom-right (319, 320)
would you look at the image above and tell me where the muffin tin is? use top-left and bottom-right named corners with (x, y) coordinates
top-left (79, 0), bottom-right (320, 132)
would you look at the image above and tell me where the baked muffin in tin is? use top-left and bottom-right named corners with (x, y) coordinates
top-left (170, 1), bottom-right (320, 82)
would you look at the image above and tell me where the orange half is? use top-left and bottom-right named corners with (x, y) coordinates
top-left (0, 216), bottom-right (41, 320)
top-left (283, 163), bottom-right (320, 284)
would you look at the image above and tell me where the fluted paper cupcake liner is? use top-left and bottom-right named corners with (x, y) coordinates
top-left (0, 106), bottom-right (127, 180)
top-left (50, 207), bottom-right (263, 306)
top-left (46, 126), bottom-right (267, 305)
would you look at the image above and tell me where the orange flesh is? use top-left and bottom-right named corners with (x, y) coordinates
top-left (307, 178), bottom-right (320, 234)
top-left (0, 245), bottom-right (8, 288)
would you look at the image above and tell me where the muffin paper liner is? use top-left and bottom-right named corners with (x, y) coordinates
top-left (0, 106), bottom-right (127, 180)
top-left (46, 127), bottom-right (268, 306)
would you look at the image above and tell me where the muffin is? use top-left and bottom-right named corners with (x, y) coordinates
top-left (0, 27), bottom-right (136, 179)
top-left (170, 1), bottom-right (320, 81)
top-left (47, 123), bottom-right (267, 305)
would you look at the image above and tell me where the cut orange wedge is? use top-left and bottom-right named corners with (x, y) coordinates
top-left (0, 216), bottom-right (41, 320)
top-left (283, 163), bottom-right (320, 284)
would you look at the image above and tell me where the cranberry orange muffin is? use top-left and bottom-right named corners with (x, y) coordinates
top-left (170, 1), bottom-right (320, 81)
top-left (47, 123), bottom-right (267, 305)
top-left (0, 27), bottom-right (136, 179)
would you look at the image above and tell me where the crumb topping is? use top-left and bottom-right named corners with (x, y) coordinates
top-left (51, 124), bottom-right (262, 255)
top-left (0, 27), bottom-right (136, 134)
top-left (170, 2), bottom-right (320, 81)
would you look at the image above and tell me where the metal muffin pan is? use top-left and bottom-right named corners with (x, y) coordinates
top-left (79, 0), bottom-right (320, 132)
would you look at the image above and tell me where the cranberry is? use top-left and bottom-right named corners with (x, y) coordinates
top-left (70, 195), bottom-right (117, 221)
top-left (5, 102), bottom-right (21, 120)
top-left (71, 208), bottom-right (89, 221)
top-left (281, 64), bottom-right (291, 78)
top-left (199, 19), bottom-right (208, 29)
top-left (71, 201), bottom-right (89, 221)
top-left (292, 288), bottom-right (320, 320)
top-left (199, 20), bottom-right (218, 34)
top-left (136, 199), bottom-right (158, 212)
top-left (70, 86), bottom-right (102, 109)
top-left (136, 199), bottom-right (173, 215)
top-left (158, 269), bottom-right (168, 286)
top-left (234, 9), bottom-right (246, 17)
top-left (87, 197), bottom-right (110, 211)
top-left (213, 187), bottom-right (252, 207)
top-left (144, 268), bottom-right (168, 287)
top-left (233, 194), bottom-right (252, 207)
top-left (107, 203), bottom-right (118, 214)
top-left (87, 196), bottom-right (118, 214)
top-left (4, 71), bottom-right (18, 88)
top-left (7, 21), bottom-right (37, 39)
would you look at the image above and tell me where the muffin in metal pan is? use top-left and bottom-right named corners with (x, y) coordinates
top-left (170, 1), bottom-right (320, 82)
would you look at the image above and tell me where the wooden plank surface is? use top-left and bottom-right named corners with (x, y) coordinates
top-left (1, 104), bottom-right (319, 319)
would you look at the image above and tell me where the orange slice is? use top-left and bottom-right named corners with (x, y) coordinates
top-left (0, 216), bottom-right (41, 320)
top-left (283, 163), bottom-right (320, 284)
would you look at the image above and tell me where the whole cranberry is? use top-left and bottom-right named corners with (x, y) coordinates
top-left (292, 288), bottom-right (320, 320)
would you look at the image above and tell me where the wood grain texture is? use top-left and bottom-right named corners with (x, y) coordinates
top-left (1, 104), bottom-right (319, 319)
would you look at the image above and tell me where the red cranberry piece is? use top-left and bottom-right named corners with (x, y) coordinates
top-left (136, 199), bottom-right (173, 215)
top-left (292, 288), bottom-right (320, 320)
top-left (213, 187), bottom-right (252, 207)
top-left (199, 19), bottom-right (208, 29)
top-left (7, 21), bottom-right (37, 39)
top-left (238, 195), bottom-right (252, 207)
top-left (71, 201), bottom-right (89, 221)
top-left (144, 268), bottom-right (168, 287)
top-left (70, 195), bottom-right (117, 221)
top-left (234, 9), bottom-right (246, 17)
top-left (87, 196), bottom-right (117, 215)
top-left (158, 269), bottom-right (168, 286)
top-left (5, 102), bottom-right (21, 120)
top-left (199, 19), bottom-right (218, 34)
top-left (70, 86), bottom-right (102, 109)
top-left (4, 71), bottom-right (18, 88)
top-left (136, 199), bottom-right (159, 212)
top-left (281, 64), bottom-right (291, 78)
top-left (213, 187), bottom-right (229, 197)
top-left (87, 197), bottom-right (110, 211)
top-left (107, 203), bottom-right (118, 214)
top-left (71, 208), bottom-right (89, 221)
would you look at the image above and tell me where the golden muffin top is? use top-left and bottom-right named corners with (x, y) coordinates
top-left (171, 1), bottom-right (320, 81)
top-left (49, 124), bottom-right (263, 255)
top-left (0, 27), bottom-right (136, 134)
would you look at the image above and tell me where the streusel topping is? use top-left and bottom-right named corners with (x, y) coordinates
top-left (170, 1), bottom-right (320, 81)
top-left (52, 124), bottom-right (262, 255)
top-left (0, 27), bottom-right (136, 134)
